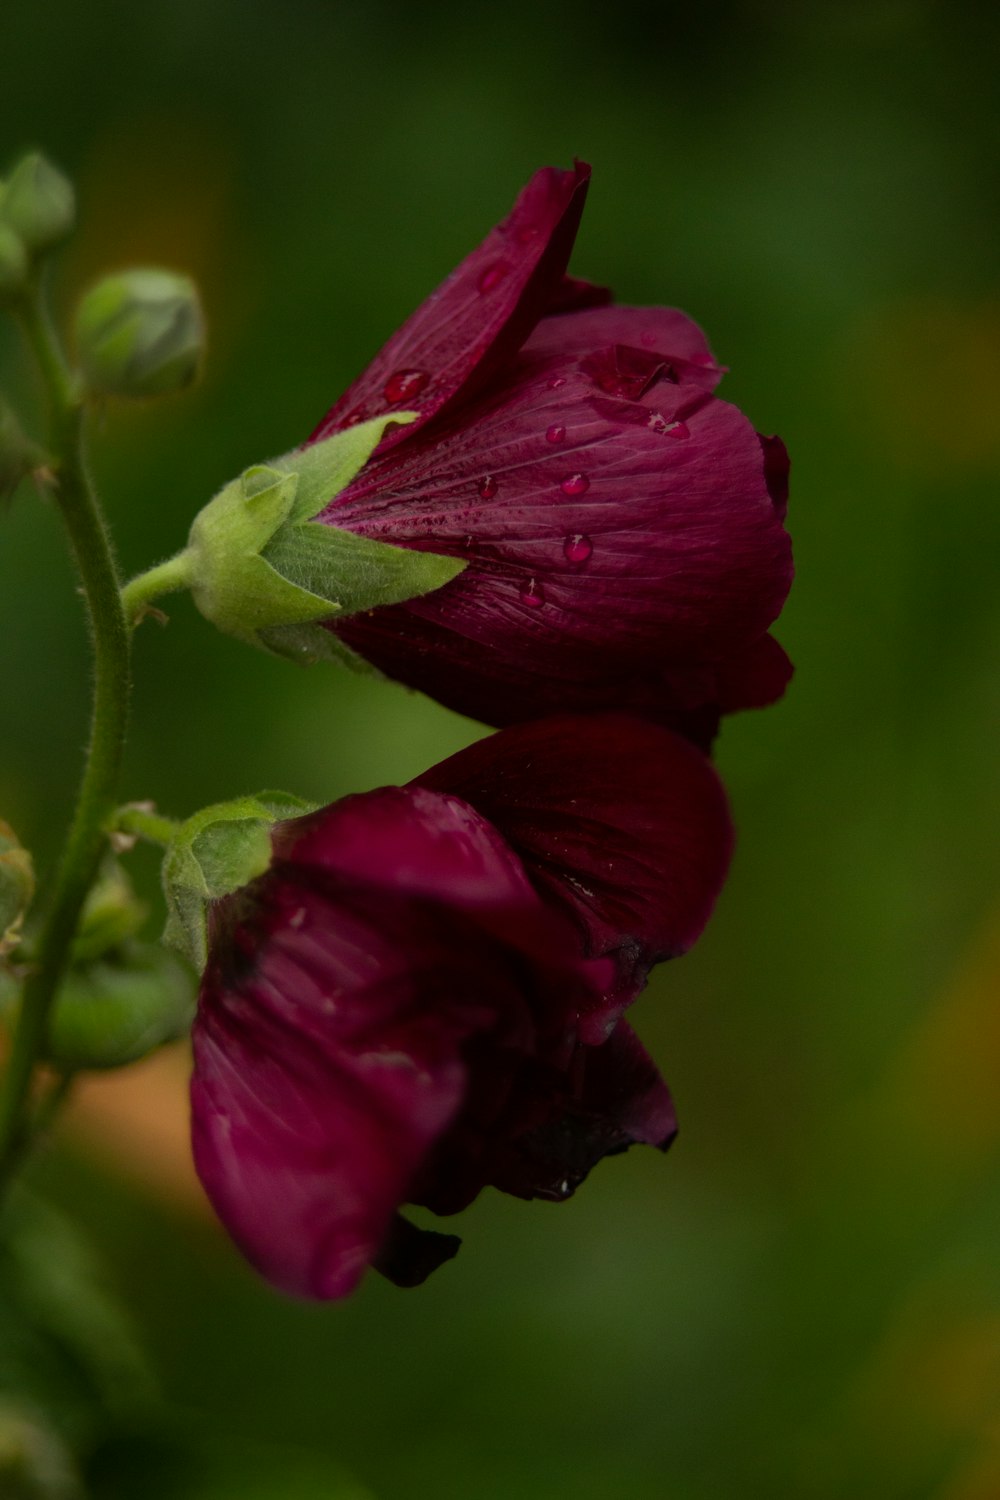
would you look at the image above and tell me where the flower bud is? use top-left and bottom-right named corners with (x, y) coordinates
top-left (0, 152), bottom-right (75, 255)
top-left (75, 268), bottom-right (204, 399)
top-left (70, 859), bottom-right (147, 965)
top-left (0, 223), bottom-right (28, 302)
top-left (0, 819), bottom-right (34, 959)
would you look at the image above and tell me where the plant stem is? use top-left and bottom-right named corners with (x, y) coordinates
top-left (0, 280), bottom-right (131, 1192)
top-left (120, 550), bottom-right (194, 628)
top-left (115, 805), bottom-right (180, 847)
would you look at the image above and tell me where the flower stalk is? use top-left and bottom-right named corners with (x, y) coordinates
top-left (0, 275), bottom-right (131, 1191)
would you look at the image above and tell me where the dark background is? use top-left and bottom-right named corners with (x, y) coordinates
top-left (2, 1), bottom-right (999, 1495)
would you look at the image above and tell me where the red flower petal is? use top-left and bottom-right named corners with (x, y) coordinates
top-left (326, 313), bottom-right (791, 728)
top-left (415, 714), bottom-right (733, 1036)
top-left (191, 787), bottom-right (606, 1298)
top-left (310, 163), bottom-right (592, 453)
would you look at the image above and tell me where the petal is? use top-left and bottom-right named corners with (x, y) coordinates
top-left (327, 331), bottom-right (792, 727)
top-left (310, 162), bottom-right (592, 454)
top-left (486, 1021), bottom-right (677, 1202)
top-left (415, 714), bottom-right (733, 1027)
top-left (191, 788), bottom-right (608, 1297)
top-left (271, 787), bottom-right (613, 996)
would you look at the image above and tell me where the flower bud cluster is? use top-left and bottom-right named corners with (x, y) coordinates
top-left (0, 152), bottom-right (74, 301)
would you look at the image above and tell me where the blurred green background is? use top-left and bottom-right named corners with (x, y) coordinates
top-left (2, 0), bottom-right (1000, 1495)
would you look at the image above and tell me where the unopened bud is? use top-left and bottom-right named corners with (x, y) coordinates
top-left (75, 268), bottom-right (204, 399)
top-left (0, 152), bottom-right (75, 255)
top-left (0, 819), bottom-right (34, 959)
top-left (0, 223), bottom-right (28, 301)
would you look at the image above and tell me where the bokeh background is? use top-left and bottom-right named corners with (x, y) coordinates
top-left (2, 1), bottom-right (999, 1495)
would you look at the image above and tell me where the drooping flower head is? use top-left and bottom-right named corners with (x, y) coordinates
top-left (190, 716), bottom-right (732, 1298)
top-left (172, 163), bottom-right (792, 742)
top-left (313, 162), bottom-right (793, 739)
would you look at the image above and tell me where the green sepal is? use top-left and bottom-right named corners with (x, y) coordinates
top-left (0, 819), bottom-right (34, 960)
top-left (161, 791), bottom-right (314, 969)
top-left (184, 416), bottom-right (466, 660)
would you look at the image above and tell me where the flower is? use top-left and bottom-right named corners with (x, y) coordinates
top-left (307, 161), bottom-right (793, 740)
top-left (190, 716), bottom-right (731, 1298)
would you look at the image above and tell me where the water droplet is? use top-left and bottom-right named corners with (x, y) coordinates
top-left (648, 413), bottom-right (690, 439)
top-left (478, 474), bottom-right (498, 499)
top-left (563, 533), bottom-right (593, 564)
top-left (477, 262), bottom-right (507, 293)
top-left (546, 424), bottom-right (566, 443)
top-left (548, 376), bottom-right (567, 390)
top-left (462, 534), bottom-right (475, 550)
top-left (519, 577), bottom-right (545, 608)
top-left (383, 368), bottom-right (428, 404)
top-left (560, 472), bottom-right (590, 496)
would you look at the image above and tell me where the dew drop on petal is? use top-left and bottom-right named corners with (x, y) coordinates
top-left (563, 533), bottom-right (593, 564)
top-left (560, 472), bottom-right (590, 496)
top-left (477, 263), bottom-right (507, 293)
top-left (519, 577), bottom-right (545, 608)
top-left (546, 424), bottom-right (566, 443)
top-left (548, 376), bottom-right (567, 390)
top-left (478, 474), bottom-right (498, 499)
top-left (383, 368), bottom-right (429, 404)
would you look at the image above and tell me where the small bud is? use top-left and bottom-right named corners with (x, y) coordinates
top-left (0, 819), bottom-right (34, 959)
top-left (162, 791), bottom-right (314, 968)
top-left (0, 223), bottom-right (28, 301)
top-left (70, 859), bottom-right (147, 965)
top-left (0, 152), bottom-right (75, 255)
top-left (75, 268), bottom-right (204, 399)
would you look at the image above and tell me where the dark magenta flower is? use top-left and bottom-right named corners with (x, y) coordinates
top-left (309, 162), bottom-right (793, 739)
top-left (190, 716), bottom-right (731, 1298)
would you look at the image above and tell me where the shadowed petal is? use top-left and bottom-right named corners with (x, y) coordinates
top-left (415, 714), bottom-right (733, 1033)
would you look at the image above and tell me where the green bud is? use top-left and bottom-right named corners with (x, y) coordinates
top-left (0, 152), bottom-right (75, 255)
top-left (0, 941), bottom-right (195, 1072)
top-left (161, 791), bottom-right (314, 968)
top-left (70, 859), bottom-right (147, 965)
top-left (75, 268), bottom-right (204, 399)
top-left (179, 417), bottom-right (466, 664)
top-left (0, 223), bottom-right (29, 301)
top-left (0, 819), bottom-right (34, 959)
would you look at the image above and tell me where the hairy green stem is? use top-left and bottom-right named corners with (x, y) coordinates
top-left (0, 281), bottom-right (131, 1191)
top-left (121, 550), bottom-right (194, 628)
top-left (115, 805), bottom-right (180, 847)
